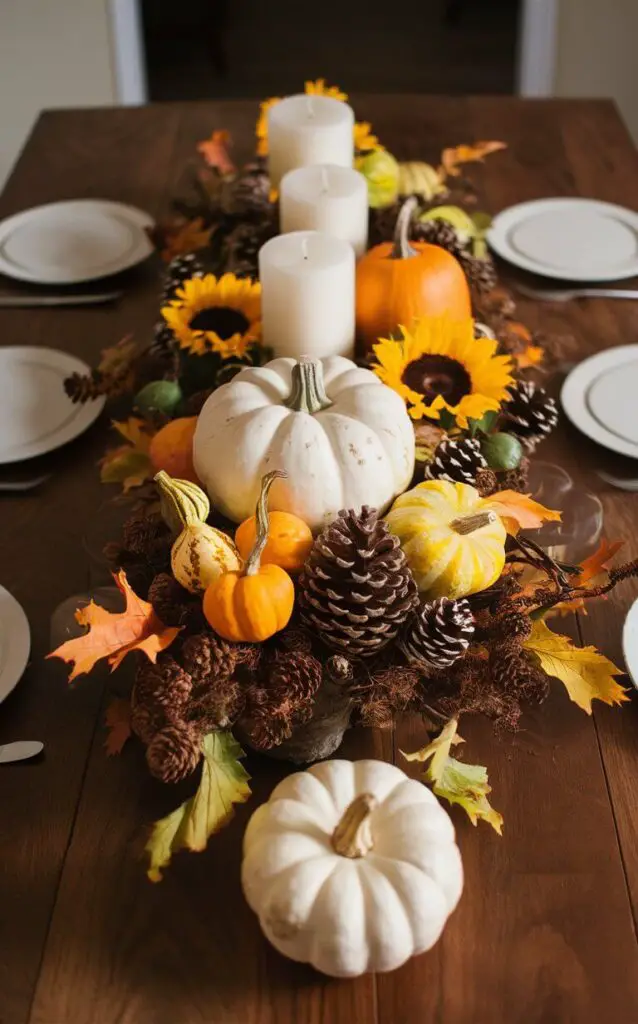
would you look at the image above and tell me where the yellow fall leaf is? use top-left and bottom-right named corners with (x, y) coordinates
top-left (523, 619), bottom-right (629, 714)
top-left (486, 489), bottom-right (561, 536)
top-left (401, 717), bottom-right (503, 834)
top-left (441, 140), bottom-right (507, 178)
top-left (146, 732), bottom-right (251, 881)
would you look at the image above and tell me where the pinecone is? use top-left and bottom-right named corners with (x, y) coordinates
top-left (425, 437), bottom-right (487, 485)
top-left (502, 382), bottom-right (558, 446)
top-left (64, 370), bottom-right (104, 405)
top-left (326, 654), bottom-right (354, 684)
top-left (224, 162), bottom-right (271, 218)
top-left (368, 202), bottom-right (401, 246)
top-left (489, 645), bottom-right (549, 703)
top-left (475, 466), bottom-right (499, 497)
top-left (400, 598), bottom-right (475, 669)
top-left (241, 650), bottom-right (323, 749)
top-left (226, 218), bottom-right (275, 279)
top-left (498, 455), bottom-right (530, 493)
top-left (458, 251), bottom-right (498, 294)
top-left (130, 701), bottom-right (165, 746)
top-left (411, 218), bottom-right (465, 257)
top-left (299, 506), bottom-right (418, 658)
top-left (148, 572), bottom-right (202, 629)
top-left (146, 722), bottom-right (201, 784)
top-left (122, 511), bottom-right (170, 559)
top-left (182, 632), bottom-right (239, 687)
top-left (162, 252), bottom-right (205, 302)
top-left (134, 656), bottom-right (193, 711)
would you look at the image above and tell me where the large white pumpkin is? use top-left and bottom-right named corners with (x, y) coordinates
top-left (192, 356), bottom-right (415, 532)
top-left (241, 759), bottom-right (463, 977)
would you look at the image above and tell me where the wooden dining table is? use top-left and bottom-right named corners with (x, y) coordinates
top-left (2, 95), bottom-right (638, 1024)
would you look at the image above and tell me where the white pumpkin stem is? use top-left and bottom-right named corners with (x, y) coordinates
top-left (391, 196), bottom-right (419, 260)
top-left (154, 470), bottom-right (209, 530)
top-left (244, 470), bottom-right (287, 576)
top-left (450, 510), bottom-right (497, 535)
top-left (287, 357), bottom-right (333, 415)
top-left (331, 793), bottom-right (378, 858)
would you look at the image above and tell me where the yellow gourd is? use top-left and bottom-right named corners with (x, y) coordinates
top-left (385, 479), bottom-right (506, 599)
top-left (155, 471), bottom-right (241, 594)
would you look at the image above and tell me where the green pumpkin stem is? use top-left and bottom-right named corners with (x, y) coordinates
top-left (332, 793), bottom-right (378, 858)
top-left (391, 196), bottom-right (419, 260)
top-left (286, 357), bottom-right (333, 415)
top-left (154, 470), bottom-right (209, 531)
top-left (244, 470), bottom-right (288, 577)
top-left (450, 510), bottom-right (497, 535)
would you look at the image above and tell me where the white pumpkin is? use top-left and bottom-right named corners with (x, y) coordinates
top-left (192, 356), bottom-right (415, 533)
top-left (241, 759), bottom-right (463, 978)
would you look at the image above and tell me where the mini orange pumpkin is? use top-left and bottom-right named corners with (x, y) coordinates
top-left (149, 417), bottom-right (199, 484)
top-left (355, 196), bottom-right (472, 353)
top-left (235, 507), bottom-right (312, 574)
top-left (204, 471), bottom-right (295, 642)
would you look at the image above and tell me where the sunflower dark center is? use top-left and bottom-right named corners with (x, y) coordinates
top-left (401, 354), bottom-right (471, 405)
top-left (189, 306), bottom-right (249, 339)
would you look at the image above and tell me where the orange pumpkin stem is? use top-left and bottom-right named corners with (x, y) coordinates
top-left (244, 470), bottom-right (288, 576)
top-left (450, 510), bottom-right (497, 535)
top-left (286, 357), bottom-right (333, 415)
top-left (390, 196), bottom-right (420, 260)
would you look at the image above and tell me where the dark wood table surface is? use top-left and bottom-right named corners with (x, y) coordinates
top-left (2, 96), bottom-right (638, 1024)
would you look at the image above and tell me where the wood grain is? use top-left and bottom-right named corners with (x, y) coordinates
top-left (1, 98), bottom-right (638, 1024)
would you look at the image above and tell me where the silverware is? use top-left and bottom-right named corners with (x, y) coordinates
top-left (0, 290), bottom-right (122, 308)
top-left (0, 740), bottom-right (44, 764)
top-left (0, 474), bottom-right (51, 493)
top-left (514, 283), bottom-right (638, 302)
top-left (596, 470), bottom-right (638, 492)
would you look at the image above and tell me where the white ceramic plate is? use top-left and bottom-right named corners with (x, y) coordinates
top-left (622, 597), bottom-right (638, 689)
top-left (0, 199), bottom-right (154, 284)
top-left (561, 345), bottom-right (638, 458)
top-left (0, 347), bottom-right (105, 464)
top-left (0, 586), bottom-right (30, 704)
top-left (488, 198), bottom-right (638, 281)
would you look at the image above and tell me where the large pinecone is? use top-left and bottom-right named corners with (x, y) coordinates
top-left (299, 506), bottom-right (418, 658)
top-left (400, 598), bottom-right (475, 669)
top-left (425, 437), bottom-right (487, 485)
top-left (502, 381), bottom-right (558, 446)
top-left (162, 252), bottom-right (205, 302)
top-left (412, 217), bottom-right (466, 258)
top-left (146, 722), bottom-right (201, 784)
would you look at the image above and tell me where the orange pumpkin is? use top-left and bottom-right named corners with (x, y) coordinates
top-left (355, 196), bottom-right (471, 353)
top-left (235, 510), bottom-right (313, 574)
top-left (204, 471), bottom-right (295, 642)
top-left (149, 417), bottom-right (199, 484)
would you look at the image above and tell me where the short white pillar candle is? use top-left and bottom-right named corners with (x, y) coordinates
top-left (268, 95), bottom-right (354, 189)
top-left (259, 231), bottom-right (355, 360)
top-left (279, 164), bottom-right (369, 258)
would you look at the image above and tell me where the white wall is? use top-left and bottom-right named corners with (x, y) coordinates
top-left (553, 0), bottom-right (638, 141)
top-left (0, 1), bottom-right (119, 188)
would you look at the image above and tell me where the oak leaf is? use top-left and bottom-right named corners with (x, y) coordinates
top-left (523, 618), bottom-right (629, 714)
top-left (146, 732), bottom-right (251, 881)
top-left (196, 129), bottom-right (235, 174)
top-left (513, 345), bottom-right (544, 369)
top-left (577, 538), bottom-right (624, 587)
top-left (100, 417), bottom-right (155, 493)
top-left (48, 570), bottom-right (180, 682)
top-left (485, 489), bottom-right (561, 535)
top-left (159, 218), bottom-right (214, 263)
top-left (104, 697), bottom-right (132, 756)
top-left (441, 140), bottom-right (507, 178)
top-left (402, 718), bottom-right (503, 834)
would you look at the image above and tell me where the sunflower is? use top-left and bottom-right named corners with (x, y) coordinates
top-left (354, 121), bottom-right (383, 153)
top-left (372, 318), bottom-right (514, 427)
top-left (161, 273), bottom-right (261, 359)
top-left (304, 78), bottom-right (348, 101)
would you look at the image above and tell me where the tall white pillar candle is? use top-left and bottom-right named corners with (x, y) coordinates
top-left (259, 231), bottom-right (355, 360)
top-left (280, 164), bottom-right (369, 257)
top-left (268, 95), bottom-right (354, 189)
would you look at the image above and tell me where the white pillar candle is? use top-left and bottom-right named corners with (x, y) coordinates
top-left (280, 164), bottom-right (369, 258)
top-left (268, 95), bottom-right (354, 189)
top-left (259, 230), bottom-right (355, 360)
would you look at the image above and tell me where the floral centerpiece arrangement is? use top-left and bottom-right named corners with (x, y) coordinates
top-left (52, 81), bottom-right (638, 881)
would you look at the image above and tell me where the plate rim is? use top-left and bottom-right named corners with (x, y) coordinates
top-left (622, 596), bottom-right (638, 688)
top-left (488, 197), bottom-right (638, 282)
top-left (561, 344), bottom-right (638, 458)
top-left (0, 199), bottom-right (155, 285)
top-left (0, 585), bottom-right (31, 705)
top-left (0, 345), bottom-right (105, 465)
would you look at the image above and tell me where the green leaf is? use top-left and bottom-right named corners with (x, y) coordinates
top-left (437, 408), bottom-right (457, 432)
top-left (467, 409), bottom-right (499, 437)
top-left (401, 717), bottom-right (503, 834)
top-left (146, 732), bottom-right (251, 882)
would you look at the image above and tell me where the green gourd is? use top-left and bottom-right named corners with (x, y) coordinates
top-left (135, 379), bottom-right (183, 417)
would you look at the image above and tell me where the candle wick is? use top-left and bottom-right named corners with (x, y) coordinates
top-left (301, 237), bottom-right (309, 260)
top-left (306, 96), bottom-right (314, 119)
top-left (320, 166), bottom-right (329, 193)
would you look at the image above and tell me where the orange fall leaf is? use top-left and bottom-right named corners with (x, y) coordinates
top-left (441, 140), bottom-right (507, 177)
top-left (104, 697), bottom-right (132, 756)
top-left (196, 129), bottom-right (235, 174)
top-left (48, 570), bottom-right (180, 682)
top-left (577, 538), bottom-right (624, 586)
top-left (486, 490), bottom-right (561, 536)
